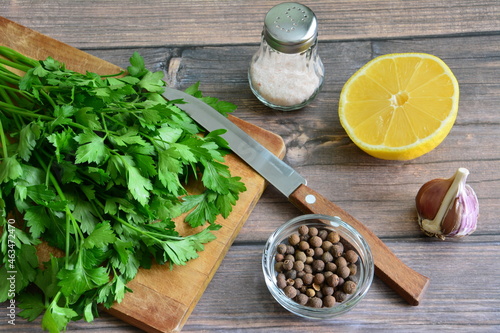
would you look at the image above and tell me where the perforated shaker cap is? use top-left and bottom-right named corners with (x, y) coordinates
top-left (263, 2), bottom-right (318, 54)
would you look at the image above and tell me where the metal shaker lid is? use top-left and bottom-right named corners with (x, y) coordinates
top-left (263, 2), bottom-right (318, 54)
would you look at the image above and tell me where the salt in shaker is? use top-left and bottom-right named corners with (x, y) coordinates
top-left (248, 2), bottom-right (324, 111)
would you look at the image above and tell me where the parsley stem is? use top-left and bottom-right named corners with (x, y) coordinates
top-left (0, 101), bottom-right (53, 119)
top-left (0, 46), bottom-right (39, 69)
top-left (0, 101), bottom-right (89, 131)
top-left (93, 198), bottom-right (185, 242)
top-left (0, 57), bottom-right (31, 73)
top-left (0, 119), bottom-right (9, 158)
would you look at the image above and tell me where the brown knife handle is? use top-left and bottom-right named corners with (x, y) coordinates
top-left (289, 184), bottom-right (430, 306)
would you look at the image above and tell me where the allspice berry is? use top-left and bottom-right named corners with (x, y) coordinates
top-left (348, 263), bottom-right (357, 276)
top-left (309, 235), bottom-right (323, 248)
top-left (293, 260), bottom-right (305, 272)
top-left (335, 256), bottom-right (347, 267)
top-left (334, 290), bottom-right (348, 303)
top-left (295, 293), bottom-right (308, 305)
top-left (306, 288), bottom-right (316, 297)
top-left (321, 240), bottom-right (333, 252)
top-left (330, 244), bottom-right (344, 257)
top-left (343, 280), bottom-right (357, 294)
top-left (321, 251), bottom-right (334, 263)
top-left (318, 229), bottom-right (329, 241)
top-left (283, 259), bottom-right (294, 271)
top-left (284, 285), bottom-right (297, 298)
top-left (345, 249), bottom-right (359, 263)
top-left (277, 244), bottom-right (287, 254)
top-left (324, 295), bottom-right (336, 308)
top-left (326, 274), bottom-right (339, 288)
top-left (298, 240), bottom-right (310, 251)
top-left (302, 273), bottom-right (314, 285)
top-left (322, 286), bottom-right (334, 296)
top-left (294, 278), bottom-right (304, 289)
top-left (308, 297), bottom-right (322, 308)
top-left (337, 265), bottom-right (351, 279)
top-left (288, 233), bottom-right (300, 246)
top-left (295, 251), bottom-right (307, 262)
top-left (308, 227), bottom-right (319, 237)
top-left (312, 259), bottom-right (325, 273)
top-left (298, 225), bottom-right (309, 235)
top-left (313, 273), bottom-right (325, 285)
top-left (327, 231), bottom-right (340, 243)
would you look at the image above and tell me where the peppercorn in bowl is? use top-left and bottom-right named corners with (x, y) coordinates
top-left (262, 214), bottom-right (374, 319)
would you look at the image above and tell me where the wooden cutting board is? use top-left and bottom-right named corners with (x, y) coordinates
top-left (0, 17), bottom-right (286, 332)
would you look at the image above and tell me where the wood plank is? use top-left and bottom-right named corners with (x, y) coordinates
top-left (1, 1), bottom-right (500, 48)
top-left (182, 241), bottom-right (500, 332)
top-left (5, 238), bottom-right (499, 332)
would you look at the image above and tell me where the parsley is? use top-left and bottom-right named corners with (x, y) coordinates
top-left (0, 46), bottom-right (246, 331)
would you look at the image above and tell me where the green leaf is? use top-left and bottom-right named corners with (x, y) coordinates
top-left (201, 160), bottom-right (231, 194)
top-left (0, 155), bottom-right (23, 183)
top-left (57, 257), bottom-right (109, 297)
top-left (162, 229), bottom-right (216, 266)
top-left (15, 244), bottom-right (39, 292)
top-left (24, 206), bottom-right (50, 238)
top-left (83, 301), bottom-right (95, 322)
top-left (26, 184), bottom-right (57, 205)
top-left (53, 105), bottom-right (77, 118)
top-left (83, 222), bottom-right (117, 249)
top-left (74, 107), bottom-right (101, 130)
top-left (138, 71), bottom-right (164, 93)
top-left (14, 164), bottom-right (45, 202)
top-left (110, 128), bottom-right (148, 147)
top-left (47, 129), bottom-right (76, 163)
top-left (35, 255), bottom-right (61, 299)
top-left (72, 200), bottom-right (98, 234)
top-left (74, 130), bottom-right (109, 165)
top-left (156, 125), bottom-right (183, 148)
top-left (42, 301), bottom-right (78, 333)
top-left (17, 121), bottom-right (42, 161)
top-left (125, 163), bottom-right (153, 206)
top-left (158, 150), bottom-right (183, 195)
top-left (127, 52), bottom-right (147, 78)
top-left (181, 193), bottom-right (219, 227)
top-left (133, 154), bottom-right (157, 178)
top-left (18, 292), bottom-right (46, 321)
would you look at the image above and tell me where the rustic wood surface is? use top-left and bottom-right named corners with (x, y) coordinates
top-left (1, 0), bottom-right (500, 332)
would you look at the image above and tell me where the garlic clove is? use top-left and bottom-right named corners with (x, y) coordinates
top-left (415, 167), bottom-right (479, 240)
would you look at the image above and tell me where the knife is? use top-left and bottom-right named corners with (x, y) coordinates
top-left (163, 87), bottom-right (430, 306)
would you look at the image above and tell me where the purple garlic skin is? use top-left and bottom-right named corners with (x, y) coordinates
top-left (416, 168), bottom-right (479, 240)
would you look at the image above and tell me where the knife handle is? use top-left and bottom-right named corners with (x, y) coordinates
top-left (288, 184), bottom-right (430, 306)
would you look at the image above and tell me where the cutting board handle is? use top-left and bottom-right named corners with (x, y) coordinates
top-left (289, 184), bottom-right (430, 306)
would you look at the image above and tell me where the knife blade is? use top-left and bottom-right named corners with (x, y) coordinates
top-left (163, 87), bottom-right (430, 306)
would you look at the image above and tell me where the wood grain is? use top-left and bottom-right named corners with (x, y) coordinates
top-left (1, 1), bottom-right (500, 48)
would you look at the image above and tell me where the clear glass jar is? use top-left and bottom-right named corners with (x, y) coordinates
top-left (248, 2), bottom-right (324, 111)
top-left (262, 214), bottom-right (374, 319)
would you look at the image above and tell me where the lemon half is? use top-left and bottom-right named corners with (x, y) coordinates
top-left (338, 53), bottom-right (459, 160)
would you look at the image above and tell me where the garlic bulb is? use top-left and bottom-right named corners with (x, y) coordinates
top-left (415, 168), bottom-right (479, 240)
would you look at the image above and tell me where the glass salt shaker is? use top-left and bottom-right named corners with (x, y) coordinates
top-left (248, 2), bottom-right (324, 111)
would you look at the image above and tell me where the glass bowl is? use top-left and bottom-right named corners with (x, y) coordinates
top-left (262, 214), bottom-right (374, 319)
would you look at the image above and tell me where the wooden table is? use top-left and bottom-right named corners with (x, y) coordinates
top-left (1, 1), bottom-right (499, 332)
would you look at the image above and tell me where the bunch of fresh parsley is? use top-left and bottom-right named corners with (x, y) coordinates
top-left (0, 46), bottom-right (246, 332)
